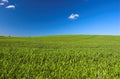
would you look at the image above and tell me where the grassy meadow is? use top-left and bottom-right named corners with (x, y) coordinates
top-left (0, 35), bottom-right (120, 79)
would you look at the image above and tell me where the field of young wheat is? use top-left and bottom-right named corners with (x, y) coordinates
top-left (0, 35), bottom-right (120, 79)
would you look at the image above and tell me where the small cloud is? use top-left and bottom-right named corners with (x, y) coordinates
top-left (1, 0), bottom-right (9, 3)
top-left (6, 5), bottom-right (15, 8)
top-left (68, 13), bottom-right (79, 20)
top-left (0, 3), bottom-right (4, 5)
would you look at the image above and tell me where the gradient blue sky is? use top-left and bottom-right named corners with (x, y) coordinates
top-left (0, 0), bottom-right (119, 36)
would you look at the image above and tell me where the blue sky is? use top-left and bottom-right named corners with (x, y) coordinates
top-left (0, 0), bottom-right (119, 36)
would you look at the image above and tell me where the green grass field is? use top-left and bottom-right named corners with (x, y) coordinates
top-left (0, 35), bottom-right (120, 79)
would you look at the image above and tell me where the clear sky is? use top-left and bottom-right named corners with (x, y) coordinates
top-left (0, 0), bottom-right (119, 36)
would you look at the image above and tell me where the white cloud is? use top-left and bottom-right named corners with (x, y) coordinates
top-left (68, 14), bottom-right (79, 20)
top-left (1, 0), bottom-right (9, 3)
top-left (6, 5), bottom-right (15, 8)
top-left (0, 3), bottom-right (4, 5)
top-left (0, 0), bottom-right (16, 9)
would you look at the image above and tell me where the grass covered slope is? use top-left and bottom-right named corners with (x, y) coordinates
top-left (0, 35), bottom-right (120, 79)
